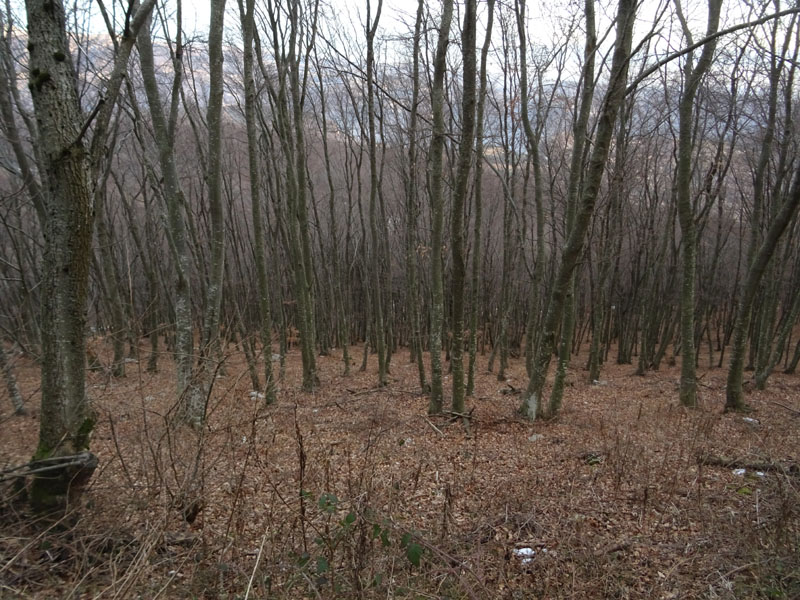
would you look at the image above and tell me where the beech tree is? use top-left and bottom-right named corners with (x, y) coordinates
top-left (674, 0), bottom-right (723, 408)
top-left (427, 0), bottom-right (454, 414)
top-left (238, 0), bottom-right (276, 403)
top-left (24, 0), bottom-right (154, 507)
top-left (521, 0), bottom-right (637, 420)
top-left (136, 5), bottom-right (195, 417)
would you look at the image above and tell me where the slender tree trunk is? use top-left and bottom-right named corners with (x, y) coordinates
top-left (520, 0), bottom-right (636, 421)
top-left (137, 8), bottom-right (194, 406)
top-left (94, 179), bottom-right (127, 377)
top-left (366, 0), bottom-right (387, 386)
top-left (0, 343), bottom-right (25, 415)
top-left (675, 0), bottom-right (722, 408)
top-left (467, 0), bottom-right (495, 397)
top-left (725, 171), bottom-right (800, 410)
top-left (427, 0), bottom-right (454, 414)
top-left (406, 0), bottom-right (427, 392)
top-left (543, 0), bottom-right (595, 413)
top-left (239, 0), bottom-right (275, 404)
top-left (756, 283), bottom-right (800, 388)
top-left (449, 0), bottom-right (477, 414)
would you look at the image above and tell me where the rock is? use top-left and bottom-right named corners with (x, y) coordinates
top-left (528, 433), bottom-right (544, 442)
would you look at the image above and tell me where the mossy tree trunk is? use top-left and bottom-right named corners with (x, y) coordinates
top-left (26, 0), bottom-right (154, 507)
top-left (449, 0), bottom-right (477, 414)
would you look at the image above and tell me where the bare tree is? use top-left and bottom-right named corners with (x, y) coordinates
top-left (521, 0), bottom-right (637, 420)
top-left (674, 0), bottom-right (723, 408)
top-left (26, 0), bottom-right (154, 507)
top-left (427, 0), bottom-right (454, 414)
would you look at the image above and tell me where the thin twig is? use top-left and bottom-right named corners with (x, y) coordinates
top-left (769, 400), bottom-right (800, 415)
top-left (425, 418), bottom-right (444, 436)
top-left (244, 530), bottom-right (268, 600)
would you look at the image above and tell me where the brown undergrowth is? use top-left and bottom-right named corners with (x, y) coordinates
top-left (1, 343), bottom-right (798, 598)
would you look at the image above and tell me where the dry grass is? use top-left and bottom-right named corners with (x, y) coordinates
top-left (1, 342), bottom-right (799, 598)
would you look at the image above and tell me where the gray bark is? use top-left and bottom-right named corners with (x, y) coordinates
top-left (366, 0), bottom-right (387, 386)
top-left (405, 0), bottom-right (427, 393)
top-left (467, 0), bottom-right (495, 397)
top-left (521, 0), bottom-right (636, 420)
top-left (674, 0), bottom-right (722, 408)
top-left (449, 0), bottom-right (477, 414)
top-left (137, 9), bottom-right (194, 406)
top-left (427, 0), bottom-right (454, 414)
top-left (0, 343), bottom-right (24, 415)
top-left (239, 0), bottom-right (276, 404)
top-left (26, 0), bottom-right (153, 508)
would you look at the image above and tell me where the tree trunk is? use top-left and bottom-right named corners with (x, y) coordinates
top-left (405, 0), bottom-right (427, 393)
top-left (366, 0), bottom-right (387, 386)
top-left (239, 0), bottom-right (276, 404)
top-left (467, 0), bottom-right (495, 397)
top-left (26, 0), bottom-right (153, 508)
top-left (449, 0), bottom-right (477, 414)
top-left (725, 170), bottom-right (800, 409)
top-left (0, 343), bottom-right (25, 415)
top-left (674, 0), bottom-right (722, 408)
top-left (520, 0), bottom-right (636, 421)
top-left (137, 8), bottom-right (194, 408)
top-left (427, 0), bottom-right (454, 414)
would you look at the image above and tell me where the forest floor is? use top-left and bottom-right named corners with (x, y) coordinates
top-left (1, 342), bottom-right (799, 599)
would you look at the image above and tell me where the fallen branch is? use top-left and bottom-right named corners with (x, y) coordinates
top-left (697, 452), bottom-right (799, 475)
top-left (0, 451), bottom-right (98, 483)
top-left (346, 387), bottom-right (383, 396)
top-left (425, 418), bottom-right (444, 437)
top-left (444, 408), bottom-right (475, 423)
top-left (769, 400), bottom-right (800, 416)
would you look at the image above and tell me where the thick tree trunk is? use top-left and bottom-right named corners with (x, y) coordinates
top-left (26, 0), bottom-right (153, 508)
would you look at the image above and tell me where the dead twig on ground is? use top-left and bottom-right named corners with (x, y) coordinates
top-left (697, 452), bottom-right (800, 475)
top-left (769, 400), bottom-right (800, 416)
